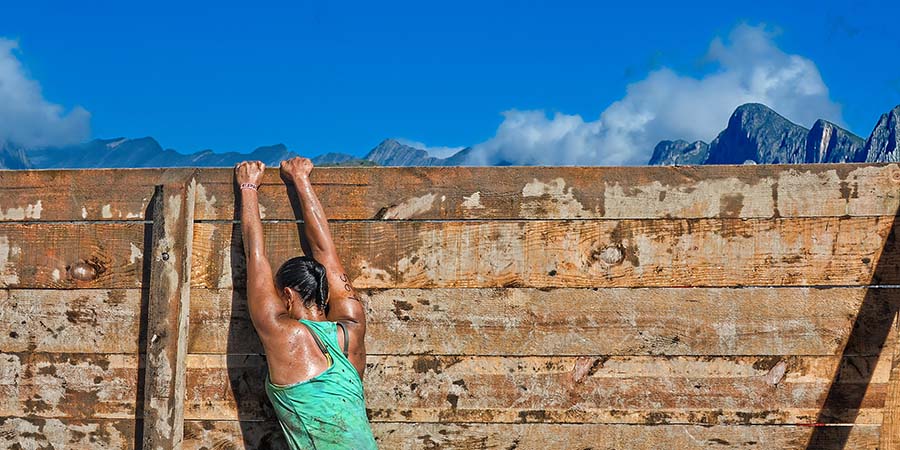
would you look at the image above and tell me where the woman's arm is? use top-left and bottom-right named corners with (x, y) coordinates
top-left (235, 161), bottom-right (288, 339)
top-left (280, 158), bottom-right (368, 374)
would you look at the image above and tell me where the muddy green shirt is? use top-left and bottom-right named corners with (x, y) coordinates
top-left (265, 319), bottom-right (377, 450)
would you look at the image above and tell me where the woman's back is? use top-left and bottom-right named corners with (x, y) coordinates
top-left (265, 320), bottom-right (377, 450)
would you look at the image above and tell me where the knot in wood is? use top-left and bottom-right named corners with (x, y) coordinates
top-left (597, 245), bottom-right (625, 265)
top-left (892, 170), bottom-right (900, 183)
top-left (68, 261), bottom-right (98, 281)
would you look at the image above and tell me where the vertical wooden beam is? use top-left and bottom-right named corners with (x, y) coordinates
top-left (882, 312), bottom-right (900, 450)
top-left (142, 175), bottom-right (197, 449)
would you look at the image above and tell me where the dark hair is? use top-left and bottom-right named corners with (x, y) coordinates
top-left (275, 256), bottom-right (329, 310)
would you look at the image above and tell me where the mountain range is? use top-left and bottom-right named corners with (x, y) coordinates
top-left (2, 103), bottom-right (899, 169)
top-left (650, 103), bottom-right (900, 165)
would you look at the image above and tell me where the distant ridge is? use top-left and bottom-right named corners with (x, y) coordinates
top-left (2, 103), bottom-right (899, 169)
top-left (652, 103), bottom-right (898, 165)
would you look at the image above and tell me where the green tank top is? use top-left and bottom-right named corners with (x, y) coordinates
top-left (265, 319), bottom-right (377, 450)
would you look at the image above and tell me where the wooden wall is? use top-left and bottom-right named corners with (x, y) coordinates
top-left (3, 164), bottom-right (900, 449)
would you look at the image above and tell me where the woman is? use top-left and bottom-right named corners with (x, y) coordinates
top-left (234, 157), bottom-right (377, 449)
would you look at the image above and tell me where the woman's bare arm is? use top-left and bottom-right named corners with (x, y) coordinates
top-left (236, 161), bottom-right (288, 339)
top-left (281, 158), bottom-right (367, 374)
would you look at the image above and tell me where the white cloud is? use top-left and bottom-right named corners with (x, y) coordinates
top-left (0, 38), bottom-right (90, 148)
top-left (465, 24), bottom-right (843, 166)
top-left (396, 138), bottom-right (466, 159)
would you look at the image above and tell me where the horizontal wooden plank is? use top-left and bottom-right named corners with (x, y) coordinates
top-left (189, 287), bottom-right (899, 357)
top-left (4, 286), bottom-right (891, 357)
top-left (0, 417), bottom-right (136, 450)
top-left (4, 164), bottom-right (900, 222)
top-left (190, 164), bottom-right (900, 220)
top-left (191, 217), bottom-right (899, 289)
top-left (0, 353), bottom-right (140, 419)
top-left (184, 354), bottom-right (890, 425)
top-left (0, 168), bottom-right (186, 222)
top-left (0, 289), bottom-right (144, 353)
top-left (0, 223), bottom-right (146, 289)
top-left (183, 421), bottom-right (882, 450)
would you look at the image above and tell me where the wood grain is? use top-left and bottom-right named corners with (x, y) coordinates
top-left (0, 168), bottom-right (186, 222)
top-left (0, 289), bottom-right (144, 353)
top-left (142, 179), bottom-right (196, 449)
top-left (4, 164), bottom-right (900, 222)
top-left (189, 164), bottom-right (900, 220)
top-left (0, 353), bottom-right (140, 419)
top-left (182, 420), bottom-right (882, 450)
top-left (190, 217), bottom-right (899, 289)
top-left (0, 223), bottom-right (147, 289)
top-left (0, 417), bottom-right (137, 450)
top-left (189, 287), bottom-right (900, 357)
top-left (183, 354), bottom-right (890, 425)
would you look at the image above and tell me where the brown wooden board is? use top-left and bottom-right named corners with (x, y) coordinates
top-left (4, 164), bottom-right (900, 222)
top-left (189, 164), bottom-right (900, 220)
top-left (0, 417), bottom-right (137, 450)
top-left (182, 354), bottom-right (889, 425)
top-left (189, 287), bottom-right (898, 357)
top-left (142, 179), bottom-right (196, 449)
top-left (0, 223), bottom-right (146, 289)
top-left (0, 353), bottom-right (140, 419)
top-left (0, 168), bottom-right (187, 222)
top-left (2, 287), bottom-right (890, 358)
top-left (190, 217), bottom-right (898, 289)
top-left (182, 420), bottom-right (882, 450)
top-left (0, 289), bottom-right (144, 354)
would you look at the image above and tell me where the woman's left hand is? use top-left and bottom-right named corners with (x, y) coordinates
top-left (235, 160), bottom-right (266, 186)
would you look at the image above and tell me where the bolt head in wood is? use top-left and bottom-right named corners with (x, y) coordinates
top-left (68, 262), bottom-right (98, 281)
top-left (162, 252), bottom-right (170, 261)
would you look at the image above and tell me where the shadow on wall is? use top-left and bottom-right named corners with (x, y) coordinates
top-left (134, 188), bottom-right (158, 449)
top-left (806, 207), bottom-right (900, 449)
top-left (230, 182), bottom-right (290, 449)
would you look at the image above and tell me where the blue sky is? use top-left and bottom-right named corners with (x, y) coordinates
top-left (1, 0), bottom-right (898, 164)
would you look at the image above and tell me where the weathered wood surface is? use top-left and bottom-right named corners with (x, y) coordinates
top-left (182, 420), bottom-right (882, 450)
top-left (0, 223), bottom-right (146, 288)
top-left (0, 417), bottom-right (882, 450)
top-left (0, 168), bottom-right (185, 222)
top-left (0, 289), bottom-right (144, 353)
top-left (189, 287), bottom-right (899, 357)
top-left (182, 354), bottom-right (890, 425)
top-left (190, 217), bottom-right (899, 289)
top-left (0, 417), bottom-right (137, 450)
top-left (4, 287), bottom-right (894, 357)
top-left (4, 352), bottom-right (889, 424)
top-left (4, 217), bottom-right (895, 289)
top-left (881, 314), bottom-right (900, 448)
top-left (8, 353), bottom-right (890, 425)
top-left (3, 164), bottom-right (900, 222)
top-left (0, 353), bottom-right (140, 419)
top-left (142, 179), bottom-right (196, 449)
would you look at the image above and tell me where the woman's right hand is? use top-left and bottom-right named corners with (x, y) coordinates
top-left (280, 157), bottom-right (314, 182)
top-left (235, 160), bottom-right (266, 186)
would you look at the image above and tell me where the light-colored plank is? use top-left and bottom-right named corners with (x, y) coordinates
top-left (183, 354), bottom-right (890, 425)
top-left (880, 311), bottom-right (900, 449)
top-left (182, 420), bottom-right (883, 450)
top-left (189, 287), bottom-right (898, 357)
top-left (0, 417), bottom-right (136, 450)
top-left (0, 353), bottom-right (139, 419)
top-left (195, 164), bottom-right (900, 220)
top-left (0, 168), bottom-right (187, 222)
top-left (190, 217), bottom-right (898, 289)
top-left (0, 289), bottom-right (144, 353)
top-left (0, 223), bottom-right (146, 288)
top-left (1, 286), bottom-right (888, 358)
top-left (142, 178), bottom-right (196, 450)
top-left (5, 165), bottom-right (899, 222)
